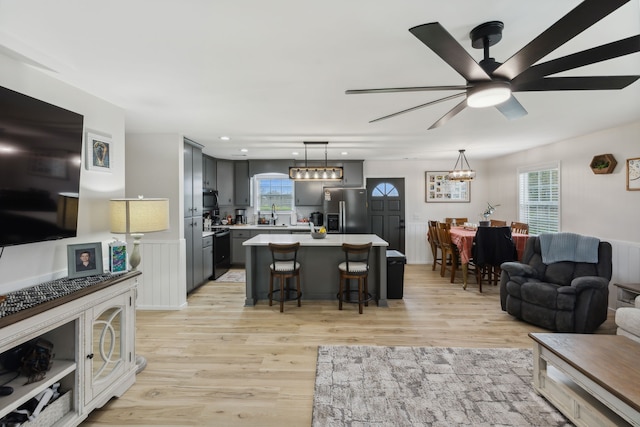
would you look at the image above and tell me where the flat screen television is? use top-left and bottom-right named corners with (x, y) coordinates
top-left (0, 85), bottom-right (84, 247)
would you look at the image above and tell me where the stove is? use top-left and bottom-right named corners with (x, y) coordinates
top-left (210, 226), bottom-right (230, 236)
top-left (210, 227), bottom-right (230, 279)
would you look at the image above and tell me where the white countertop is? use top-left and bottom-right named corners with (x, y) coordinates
top-left (243, 234), bottom-right (388, 247)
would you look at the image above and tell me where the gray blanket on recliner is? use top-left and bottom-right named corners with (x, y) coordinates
top-left (539, 232), bottom-right (600, 264)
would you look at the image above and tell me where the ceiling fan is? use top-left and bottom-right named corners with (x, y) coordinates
top-left (346, 0), bottom-right (640, 130)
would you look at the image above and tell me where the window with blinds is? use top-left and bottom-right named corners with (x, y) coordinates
top-left (518, 164), bottom-right (560, 235)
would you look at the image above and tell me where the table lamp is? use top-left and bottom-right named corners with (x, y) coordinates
top-left (109, 196), bottom-right (169, 271)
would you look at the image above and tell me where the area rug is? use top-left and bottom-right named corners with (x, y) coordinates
top-left (312, 346), bottom-right (571, 427)
top-left (214, 269), bottom-right (245, 283)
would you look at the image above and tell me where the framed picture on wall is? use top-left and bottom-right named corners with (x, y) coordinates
top-left (425, 171), bottom-right (470, 203)
top-left (85, 132), bottom-right (112, 172)
top-left (67, 242), bottom-right (103, 278)
top-left (627, 157), bottom-right (640, 191)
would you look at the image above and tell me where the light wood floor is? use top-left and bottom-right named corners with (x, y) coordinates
top-left (83, 264), bottom-right (615, 426)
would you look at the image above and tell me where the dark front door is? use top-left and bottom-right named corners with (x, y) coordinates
top-left (367, 178), bottom-right (405, 252)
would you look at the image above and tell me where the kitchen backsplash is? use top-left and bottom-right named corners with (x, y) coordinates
top-left (218, 207), bottom-right (321, 225)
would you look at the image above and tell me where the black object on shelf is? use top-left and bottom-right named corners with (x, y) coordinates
top-left (386, 250), bottom-right (406, 299)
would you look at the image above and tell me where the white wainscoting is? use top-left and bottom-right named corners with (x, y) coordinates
top-left (136, 239), bottom-right (186, 310)
top-left (406, 222), bottom-right (429, 265)
top-left (608, 239), bottom-right (640, 309)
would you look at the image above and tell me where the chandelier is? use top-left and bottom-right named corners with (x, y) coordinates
top-left (289, 142), bottom-right (343, 181)
top-left (448, 149), bottom-right (476, 181)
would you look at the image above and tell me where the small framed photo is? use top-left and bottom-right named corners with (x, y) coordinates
top-left (85, 132), bottom-right (112, 172)
top-left (626, 157), bottom-right (640, 191)
top-left (425, 171), bottom-right (470, 203)
top-left (67, 242), bottom-right (103, 278)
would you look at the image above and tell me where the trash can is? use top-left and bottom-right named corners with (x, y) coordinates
top-left (386, 250), bottom-right (406, 299)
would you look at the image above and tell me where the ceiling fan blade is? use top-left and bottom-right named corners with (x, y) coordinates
top-left (495, 96), bottom-right (528, 121)
top-left (495, 0), bottom-right (632, 80)
top-left (409, 22), bottom-right (491, 82)
top-left (513, 35), bottom-right (640, 84)
top-left (346, 85), bottom-right (467, 95)
top-left (513, 76), bottom-right (640, 91)
top-left (369, 93), bottom-right (465, 123)
top-left (428, 99), bottom-right (468, 130)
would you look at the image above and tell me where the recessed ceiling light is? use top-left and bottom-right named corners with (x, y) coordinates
top-left (240, 148), bottom-right (248, 153)
top-left (292, 151), bottom-right (299, 156)
top-left (341, 151), bottom-right (348, 155)
top-left (220, 136), bottom-right (230, 141)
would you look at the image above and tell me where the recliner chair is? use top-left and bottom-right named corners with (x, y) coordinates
top-left (500, 234), bottom-right (612, 333)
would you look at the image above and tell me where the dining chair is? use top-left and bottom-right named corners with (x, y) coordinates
top-left (268, 242), bottom-right (302, 312)
top-left (489, 219), bottom-right (507, 227)
top-left (337, 242), bottom-right (373, 314)
top-left (510, 221), bottom-right (529, 234)
top-left (427, 220), bottom-right (442, 271)
top-left (472, 226), bottom-right (517, 292)
top-left (436, 222), bottom-right (459, 283)
top-left (445, 217), bottom-right (468, 226)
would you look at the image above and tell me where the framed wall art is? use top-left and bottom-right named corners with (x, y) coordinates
top-left (67, 242), bottom-right (103, 278)
top-left (627, 157), bottom-right (640, 191)
top-left (85, 132), bottom-right (112, 172)
top-left (425, 171), bottom-right (470, 203)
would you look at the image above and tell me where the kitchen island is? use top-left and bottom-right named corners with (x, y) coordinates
top-left (243, 234), bottom-right (389, 307)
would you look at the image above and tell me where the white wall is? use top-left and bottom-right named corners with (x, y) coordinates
top-left (124, 134), bottom-right (187, 309)
top-left (487, 121), bottom-right (640, 243)
top-left (0, 55), bottom-right (126, 293)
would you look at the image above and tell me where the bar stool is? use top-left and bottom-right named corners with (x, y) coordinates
top-left (337, 242), bottom-right (372, 314)
top-left (268, 242), bottom-right (302, 312)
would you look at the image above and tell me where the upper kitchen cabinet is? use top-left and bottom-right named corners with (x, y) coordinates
top-left (184, 139), bottom-right (203, 218)
top-left (203, 154), bottom-right (217, 189)
top-left (234, 160), bottom-right (250, 206)
top-left (216, 159), bottom-right (234, 206)
top-left (295, 180), bottom-right (324, 206)
top-left (341, 160), bottom-right (364, 187)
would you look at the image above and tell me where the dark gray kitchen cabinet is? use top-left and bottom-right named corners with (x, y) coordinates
top-left (185, 216), bottom-right (204, 293)
top-left (184, 139), bottom-right (203, 218)
top-left (341, 160), bottom-right (364, 187)
top-left (231, 229), bottom-right (255, 265)
top-left (234, 160), bottom-right (250, 206)
top-left (216, 159), bottom-right (234, 206)
top-left (203, 154), bottom-right (217, 189)
top-left (184, 139), bottom-right (206, 293)
top-left (295, 180), bottom-right (324, 206)
top-left (202, 235), bottom-right (213, 282)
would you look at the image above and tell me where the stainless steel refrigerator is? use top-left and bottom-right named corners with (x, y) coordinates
top-left (322, 188), bottom-right (368, 234)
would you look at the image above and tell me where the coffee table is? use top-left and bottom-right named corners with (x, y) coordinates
top-left (529, 333), bottom-right (640, 426)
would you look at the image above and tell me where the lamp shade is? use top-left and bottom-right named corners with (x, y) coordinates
top-left (110, 198), bottom-right (169, 234)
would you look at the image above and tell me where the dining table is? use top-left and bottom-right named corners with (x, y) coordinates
top-left (449, 226), bottom-right (530, 289)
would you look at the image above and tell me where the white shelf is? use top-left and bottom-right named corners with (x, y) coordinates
top-left (0, 359), bottom-right (76, 419)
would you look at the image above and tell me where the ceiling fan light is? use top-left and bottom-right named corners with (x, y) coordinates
top-left (467, 81), bottom-right (511, 108)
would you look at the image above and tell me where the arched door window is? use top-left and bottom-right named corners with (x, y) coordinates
top-left (372, 182), bottom-right (399, 197)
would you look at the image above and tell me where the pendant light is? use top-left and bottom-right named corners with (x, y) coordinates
top-left (289, 142), bottom-right (343, 181)
top-left (448, 149), bottom-right (476, 181)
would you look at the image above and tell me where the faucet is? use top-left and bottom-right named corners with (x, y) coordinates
top-left (271, 203), bottom-right (278, 225)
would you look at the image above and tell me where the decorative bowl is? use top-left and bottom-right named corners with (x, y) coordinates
top-left (310, 232), bottom-right (326, 239)
top-left (221, 219), bottom-right (228, 225)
